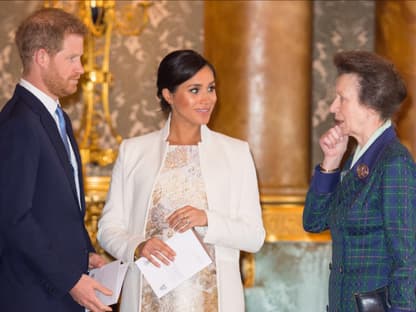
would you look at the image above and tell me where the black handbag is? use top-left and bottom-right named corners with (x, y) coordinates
top-left (354, 286), bottom-right (390, 312)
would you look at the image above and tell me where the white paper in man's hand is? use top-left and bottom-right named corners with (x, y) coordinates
top-left (135, 229), bottom-right (212, 298)
top-left (89, 260), bottom-right (128, 306)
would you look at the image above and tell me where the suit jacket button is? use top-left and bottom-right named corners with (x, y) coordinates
top-left (339, 266), bottom-right (343, 273)
top-left (329, 263), bottom-right (332, 270)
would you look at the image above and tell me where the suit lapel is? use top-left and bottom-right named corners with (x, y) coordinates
top-left (16, 85), bottom-right (81, 211)
top-left (65, 113), bottom-right (86, 212)
top-left (341, 127), bottom-right (396, 181)
top-left (198, 128), bottom-right (230, 213)
top-left (337, 127), bottom-right (397, 214)
top-left (350, 127), bottom-right (396, 182)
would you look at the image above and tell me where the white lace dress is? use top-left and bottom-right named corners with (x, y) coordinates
top-left (140, 145), bottom-right (218, 312)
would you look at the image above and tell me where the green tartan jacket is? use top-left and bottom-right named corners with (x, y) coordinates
top-left (303, 127), bottom-right (416, 312)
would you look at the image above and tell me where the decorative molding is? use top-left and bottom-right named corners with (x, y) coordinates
top-left (241, 252), bottom-right (255, 288)
top-left (261, 195), bottom-right (331, 243)
top-left (84, 176), bottom-right (110, 254)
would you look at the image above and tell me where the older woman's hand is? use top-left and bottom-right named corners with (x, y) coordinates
top-left (167, 206), bottom-right (208, 233)
top-left (319, 124), bottom-right (348, 170)
top-left (136, 238), bottom-right (176, 268)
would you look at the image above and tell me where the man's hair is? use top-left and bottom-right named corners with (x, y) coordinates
top-left (15, 8), bottom-right (87, 72)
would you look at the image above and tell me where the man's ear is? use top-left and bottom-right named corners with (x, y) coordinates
top-left (162, 88), bottom-right (173, 105)
top-left (33, 49), bottom-right (49, 67)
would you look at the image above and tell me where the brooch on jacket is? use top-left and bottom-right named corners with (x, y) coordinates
top-left (356, 163), bottom-right (369, 179)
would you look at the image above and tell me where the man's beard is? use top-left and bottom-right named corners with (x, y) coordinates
top-left (42, 68), bottom-right (78, 98)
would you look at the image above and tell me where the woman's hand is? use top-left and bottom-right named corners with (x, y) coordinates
top-left (167, 205), bottom-right (207, 233)
top-left (319, 125), bottom-right (348, 170)
top-left (136, 237), bottom-right (176, 268)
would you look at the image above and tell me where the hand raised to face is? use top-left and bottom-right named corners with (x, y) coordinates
top-left (319, 124), bottom-right (348, 170)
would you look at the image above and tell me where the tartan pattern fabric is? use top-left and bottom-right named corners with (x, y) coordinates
top-left (304, 129), bottom-right (416, 312)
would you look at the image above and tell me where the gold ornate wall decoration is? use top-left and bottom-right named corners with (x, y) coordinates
top-left (43, 0), bottom-right (152, 253)
top-left (240, 195), bottom-right (331, 289)
top-left (45, 0), bottom-right (152, 167)
top-left (261, 195), bottom-right (331, 243)
top-left (240, 251), bottom-right (255, 288)
top-left (84, 176), bottom-right (111, 255)
top-left (78, 0), bottom-right (152, 167)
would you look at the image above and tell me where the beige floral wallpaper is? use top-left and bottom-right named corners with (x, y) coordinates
top-left (0, 0), bottom-right (203, 176)
top-left (311, 0), bottom-right (375, 166)
top-left (0, 0), bottom-right (376, 172)
top-left (0, 1), bottom-right (39, 102)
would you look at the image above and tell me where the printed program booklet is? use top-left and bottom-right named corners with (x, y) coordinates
top-left (135, 229), bottom-right (212, 298)
top-left (89, 259), bottom-right (128, 305)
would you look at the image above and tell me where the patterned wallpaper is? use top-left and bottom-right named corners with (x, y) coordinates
top-left (311, 0), bottom-right (375, 167)
top-left (0, 0), bottom-right (376, 172)
top-left (0, 1), bottom-right (39, 103)
top-left (0, 0), bottom-right (203, 176)
top-left (104, 1), bottom-right (204, 138)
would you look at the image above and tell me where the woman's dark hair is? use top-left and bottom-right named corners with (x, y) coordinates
top-left (333, 50), bottom-right (407, 119)
top-left (156, 49), bottom-right (216, 113)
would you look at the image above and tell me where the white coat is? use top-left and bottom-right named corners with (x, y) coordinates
top-left (97, 119), bottom-right (265, 312)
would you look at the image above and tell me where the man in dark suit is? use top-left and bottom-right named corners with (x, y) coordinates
top-left (0, 8), bottom-right (112, 312)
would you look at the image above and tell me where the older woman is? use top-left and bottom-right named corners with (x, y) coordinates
top-left (97, 49), bottom-right (265, 312)
top-left (303, 50), bottom-right (416, 312)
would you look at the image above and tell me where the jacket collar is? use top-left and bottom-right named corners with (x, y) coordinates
top-left (160, 113), bottom-right (211, 144)
top-left (344, 126), bottom-right (396, 182)
top-left (14, 84), bottom-right (84, 213)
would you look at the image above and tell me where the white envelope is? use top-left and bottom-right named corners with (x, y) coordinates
top-left (89, 259), bottom-right (129, 306)
top-left (135, 229), bottom-right (212, 298)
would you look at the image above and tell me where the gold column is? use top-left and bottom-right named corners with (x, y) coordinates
top-left (205, 1), bottom-right (312, 197)
top-left (376, 1), bottom-right (416, 157)
top-left (204, 1), bottom-right (328, 288)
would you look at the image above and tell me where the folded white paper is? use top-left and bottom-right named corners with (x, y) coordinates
top-left (89, 259), bottom-right (128, 306)
top-left (135, 229), bottom-right (212, 298)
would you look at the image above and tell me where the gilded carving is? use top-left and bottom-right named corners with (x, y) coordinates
top-left (84, 176), bottom-right (110, 254)
top-left (261, 196), bottom-right (331, 243)
top-left (241, 252), bottom-right (255, 288)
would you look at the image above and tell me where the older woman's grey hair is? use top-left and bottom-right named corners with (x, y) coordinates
top-left (333, 50), bottom-right (407, 119)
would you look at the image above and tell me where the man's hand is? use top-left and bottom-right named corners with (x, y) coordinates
top-left (69, 274), bottom-right (113, 312)
top-left (89, 252), bottom-right (107, 270)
